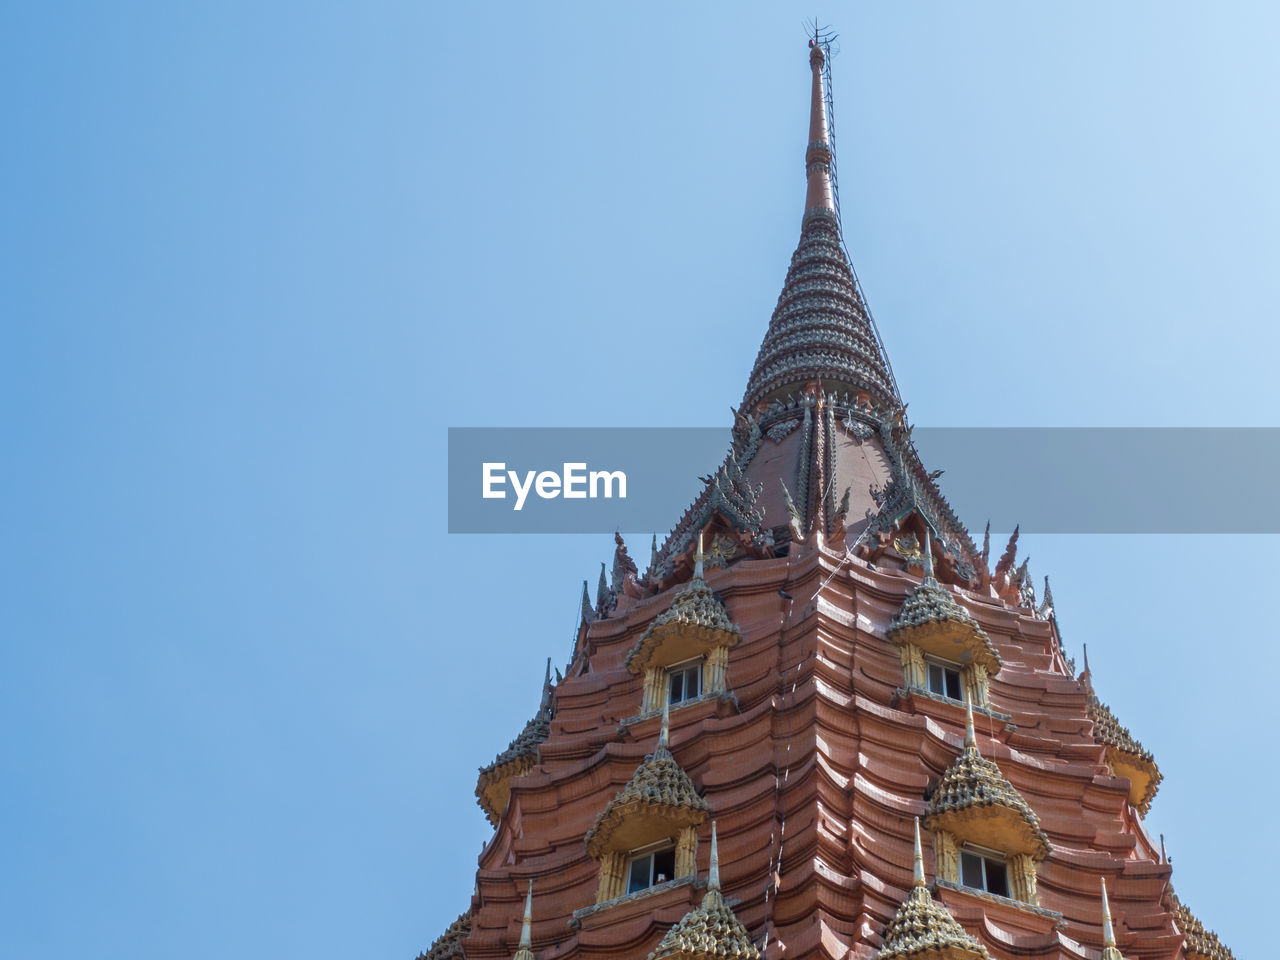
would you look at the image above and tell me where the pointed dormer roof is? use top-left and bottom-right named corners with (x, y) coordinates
top-left (584, 702), bottom-right (710, 857)
top-left (647, 823), bottom-right (761, 960)
top-left (1081, 663), bottom-right (1161, 815)
top-left (476, 660), bottom-right (556, 824)
top-left (887, 533), bottom-right (1002, 674)
top-left (877, 819), bottom-right (990, 960)
top-left (925, 702), bottom-right (1050, 860)
top-left (741, 40), bottom-right (897, 415)
top-left (626, 535), bottom-right (741, 675)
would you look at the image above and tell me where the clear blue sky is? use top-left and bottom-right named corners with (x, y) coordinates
top-left (2, 3), bottom-right (1275, 958)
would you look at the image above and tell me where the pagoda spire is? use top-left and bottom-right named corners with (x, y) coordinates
top-left (740, 39), bottom-right (897, 414)
top-left (804, 39), bottom-right (835, 216)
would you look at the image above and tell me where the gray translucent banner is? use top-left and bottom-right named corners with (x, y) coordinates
top-left (448, 427), bottom-right (1280, 534)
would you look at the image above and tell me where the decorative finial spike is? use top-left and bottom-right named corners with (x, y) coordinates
top-left (694, 531), bottom-right (706, 580)
top-left (1083, 642), bottom-right (1091, 675)
top-left (540, 658), bottom-right (553, 711)
top-left (912, 817), bottom-right (925, 887)
top-left (964, 696), bottom-right (977, 749)
top-left (922, 525), bottom-right (934, 578)
top-left (519, 880), bottom-right (533, 949)
top-left (803, 34), bottom-right (835, 215)
top-left (1101, 877), bottom-right (1116, 947)
top-left (658, 698), bottom-right (670, 750)
top-left (708, 821), bottom-right (721, 892)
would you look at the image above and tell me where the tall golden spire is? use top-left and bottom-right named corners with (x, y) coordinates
top-left (804, 40), bottom-right (835, 215)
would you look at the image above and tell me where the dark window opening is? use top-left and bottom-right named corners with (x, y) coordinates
top-left (927, 661), bottom-right (963, 701)
top-left (960, 850), bottom-right (1009, 898)
top-left (626, 846), bottom-right (677, 894)
top-left (667, 662), bottom-right (702, 705)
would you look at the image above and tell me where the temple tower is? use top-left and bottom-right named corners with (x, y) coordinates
top-left (420, 37), bottom-right (1235, 960)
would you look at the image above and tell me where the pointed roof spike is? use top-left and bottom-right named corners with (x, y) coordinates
top-left (539, 658), bottom-right (553, 711)
top-left (981, 521), bottom-right (991, 563)
top-left (922, 525), bottom-right (935, 578)
top-left (1082, 642), bottom-right (1091, 676)
top-left (804, 39), bottom-right (835, 215)
top-left (580, 580), bottom-right (593, 622)
top-left (964, 696), bottom-right (977, 750)
top-left (912, 817), bottom-right (925, 887)
top-left (995, 525), bottom-right (1020, 577)
top-left (694, 531), bottom-right (706, 580)
top-left (650, 533), bottom-right (658, 575)
top-left (595, 562), bottom-right (610, 609)
top-left (708, 821), bottom-right (721, 892)
top-left (1101, 877), bottom-right (1117, 946)
top-left (520, 880), bottom-right (533, 949)
top-left (658, 698), bottom-right (671, 751)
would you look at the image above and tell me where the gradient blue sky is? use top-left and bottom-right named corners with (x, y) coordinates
top-left (2, 3), bottom-right (1276, 958)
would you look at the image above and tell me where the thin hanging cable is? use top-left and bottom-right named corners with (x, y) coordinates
top-left (818, 35), bottom-right (903, 409)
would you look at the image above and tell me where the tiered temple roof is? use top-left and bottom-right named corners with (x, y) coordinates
top-left (423, 32), bottom-right (1236, 960)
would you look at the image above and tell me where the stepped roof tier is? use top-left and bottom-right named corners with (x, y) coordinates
top-left (425, 35), bottom-right (1234, 960)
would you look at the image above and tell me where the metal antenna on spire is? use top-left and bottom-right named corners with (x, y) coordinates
top-left (806, 19), bottom-right (903, 408)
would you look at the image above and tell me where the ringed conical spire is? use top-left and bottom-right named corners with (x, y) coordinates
top-left (741, 40), bottom-right (897, 414)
